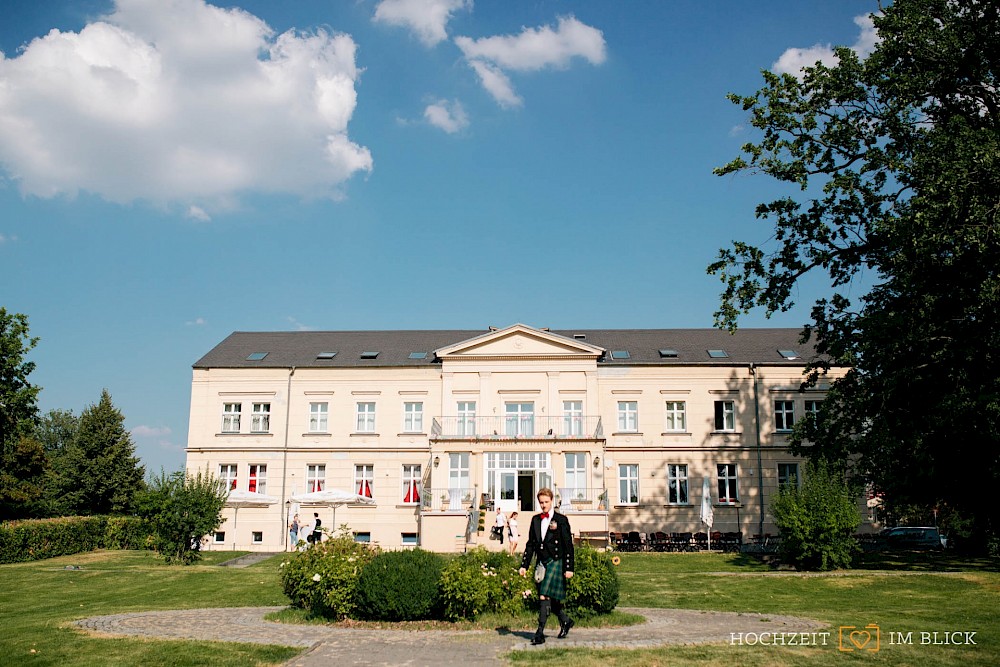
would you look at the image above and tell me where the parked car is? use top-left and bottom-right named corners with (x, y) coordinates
top-left (879, 526), bottom-right (947, 550)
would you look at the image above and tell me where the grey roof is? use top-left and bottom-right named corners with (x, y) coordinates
top-left (193, 328), bottom-right (820, 369)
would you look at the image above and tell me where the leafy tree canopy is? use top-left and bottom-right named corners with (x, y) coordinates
top-left (710, 0), bottom-right (1000, 540)
top-left (136, 469), bottom-right (227, 564)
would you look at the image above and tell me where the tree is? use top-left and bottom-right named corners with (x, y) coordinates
top-left (709, 0), bottom-right (1000, 544)
top-left (32, 409), bottom-right (80, 517)
top-left (136, 469), bottom-right (227, 564)
top-left (56, 389), bottom-right (145, 515)
top-left (0, 308), bottom-right (45, 519)
top-left (34, 409), bottom-right (79, 454)
top-left (771, 461), bottom-right (862, 571)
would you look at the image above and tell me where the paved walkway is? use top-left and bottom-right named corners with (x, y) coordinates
top-left (75, 606), bottom-right (827, 666)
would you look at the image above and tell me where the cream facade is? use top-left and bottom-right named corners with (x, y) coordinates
top-left (185, 324), bottom-right (854, 552)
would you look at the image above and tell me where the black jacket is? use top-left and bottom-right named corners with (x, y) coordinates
top-left (520, 511), bottom-right (575, 573)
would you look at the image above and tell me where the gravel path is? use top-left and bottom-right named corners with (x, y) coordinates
top-left (74, 606), bottom-right (827, 666)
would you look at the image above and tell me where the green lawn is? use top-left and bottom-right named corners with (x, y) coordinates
top-left (0, 550), bottom-right (298, 667)
top-left (3, 549), bottom-right (998, 667)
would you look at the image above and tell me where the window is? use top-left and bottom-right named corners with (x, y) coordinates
top-left (221, 403), bottom-right (241, 433)
top-left (251, 402), bottom-right (271, 433)
top-left (457, 401), bottom-right (476, 436)
top-left (306, 464), bottom-right (326, 492)
top-left (356, 402), bottom-right (376, 432)
top-left (214, 532), bottom-right (225, 543)
top-left (360, 351), bottom-right (379, 359)
top-left (618, 464), bottom-right (639, 504)
top-left (778, 463), bottom-right (799, 489)
top-left (804, 399), bottom-right (823, 418)
top-left (408, 352), bottom-right (427, 359)
top-left (717, 463), bottom-right (739, 503)
top-left (617, 401), bottom-right (638, 432)
top-left (354, 532), bottom-right (371, 543)
top-left (403, 402), bottom-right (424, 433)
top-left (316, 351), bottom-right (337, 359)
top-left (504, 402), bottom-right (534, 437)
top-left (355, 464), bottom-right (374, 498)
top-left (246, 352), bottom-right (268, 361)
top-left (564, 453), bottom-right (587, 499)
top-left (778, 349), bottom-right (801, 360)
top-left (563, 401), bottom-right (583, 436)
top-left (707, 349), bottom-right (729, 358)
top-left (658, 348), bottom-right (678, 358)
top-left (309, 402), bottom-right (328, 432)
top-left (667, 464), bottom-right (688, 504)
top-left (248, 464), bottom-right (267, 494)
top-left (219, 464), bottom-right (237, 490)
top-left (611, 350), bottom-right (630, 360)
top-left (774, 400), bottom-right (795, 432)
top-left (714, 400), bottom-right (736, 431)
top-left (449, 453), bottom-right (470, 490)
top-left (252, 531), bottom-right (263, 544)
top-left (402, 464), bottom-right (421, 504)
top-left (665, 401), bottom-right (686, 431)
top-left (401, 533), bottom-right (418, 545)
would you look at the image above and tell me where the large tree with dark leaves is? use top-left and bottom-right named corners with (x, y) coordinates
top-left (710, 0), bottom-right (1000, 541)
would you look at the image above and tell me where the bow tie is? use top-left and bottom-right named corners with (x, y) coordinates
top-left (540, 512), bottom-right (549, 519)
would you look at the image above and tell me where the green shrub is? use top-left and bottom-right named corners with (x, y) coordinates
top-left (0, 515), bottom-right (155, 563)
top-left (356, 549), bottom-right (445, 621)
top-left (772, 460), bottom-right (862, 571)
top-left (103, 516), bottom-right (155, 550)
top-left (280, 536), bottom-right (378, 619)
top-left (438, 547), bottom-right (525, 621)
top-left (565, 544), bottom-right (619, 616)
top-left (134, 470), bottom-right (227, 564)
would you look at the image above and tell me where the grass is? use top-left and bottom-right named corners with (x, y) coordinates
top-left (0, 550), bottom-right (298, 667)
top-left (507, 551), bottom-right (1000, 666)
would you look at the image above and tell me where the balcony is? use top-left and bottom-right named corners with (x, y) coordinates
top-left (431, 416), bottom-right (603, 440)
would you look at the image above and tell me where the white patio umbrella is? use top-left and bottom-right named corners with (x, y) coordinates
top-left (224, 489), bottom-right (279, 550)
top-left (290, 488), bottom-right (376, 539)
top-left (700, 476), bottom-right (715, 550)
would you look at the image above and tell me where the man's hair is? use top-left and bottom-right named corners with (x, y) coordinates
top-left (314, 512), bottom-right (319, 517)
top-left (536, 487), bottom-right (554, 500)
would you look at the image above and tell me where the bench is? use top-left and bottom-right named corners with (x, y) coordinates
top-left (575, 530), bottom-right (610, 550)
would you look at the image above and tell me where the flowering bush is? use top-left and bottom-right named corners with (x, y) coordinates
top-left (438, 547), bottom-right (525, 621)
top-left (356, 548), bottom-right (445, 621)
top-left (280, 535), bottom-right (378, 619)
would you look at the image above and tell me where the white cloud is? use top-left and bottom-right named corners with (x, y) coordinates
top-left (186, 205), bottom-right (211, 222)
top-left (455, 16), bottom-right (606, 71)
top-left (0, 0), bottom-right (372, 210)
top-left (773, 14), bottom-right (878, 76)
top-left (287, 316), bottom-right (315, 331)
top-left (373, 0), bottom-right (470, 47)
top-left (185, 316), bottom-right (206, 326)
top-left (132, 424), bottom-right (172, 438)
top-left (0, 233), bottom-right (16, 243)
top-left (424, 98), bottom-right (469, 133)
top-left (455, 16), bottom-right (605, 108)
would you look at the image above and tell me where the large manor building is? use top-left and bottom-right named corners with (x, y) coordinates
top-left (185, 323), bottom-right (854, 552)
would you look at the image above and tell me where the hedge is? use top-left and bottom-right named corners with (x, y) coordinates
top-left (0, 516), bottom-right (154, 564)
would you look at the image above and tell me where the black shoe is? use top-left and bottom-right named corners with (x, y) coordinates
top-left (530, 634), bottom-right (546, 645)
top-left (557, 619), bottom-right (575, 638)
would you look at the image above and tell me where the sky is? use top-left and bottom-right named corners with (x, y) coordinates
top-left (0, 0), bottom-right (879, 475)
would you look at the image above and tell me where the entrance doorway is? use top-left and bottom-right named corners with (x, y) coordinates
top-left (518, 472), bottom-right (535, 512)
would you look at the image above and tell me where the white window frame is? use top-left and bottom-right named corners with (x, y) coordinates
top-left (402, 464), bottom-right (421, 504)
top-left (355, 464), bottom-right (374, 498)
top-left (665, 401), bottom-right (686, 432)
top-left (564, 452), bottom-right (587, 500)
top-left (714, 400), bottom-right (736, 431)
top-left (252, 531), bottom-right (263, 544)
top-left (306, 464), bottom-right (326, 493)
top-left (221, 403), bottom-right (241, 433)
top-left (717, 463), bottom-right (739, 503)
top-left (804, 399), bottom-right (823, 418)
top-left (618, 464), bottom-right (639, 505)
top-left (617, 401), bottom-right (639, 432)
top-left (778, 462), bottom-right (800, 489)
top-left (667, 464), bottom-right (689, 504)
top-left (356, 402), bottom-right (376, 433)
top-left (774, 400), bottom-right (795, 432)
top-left (403, 402), bottom-right (424, 433)
top-left (457, 401), bottom-right (476, 436)
top-left (563, 401), bottom-right (583, 436)
top-left (248, 464), bottom-right (267, 494)
top-left (219, 463), bottom-right (238, 491)
top-left (504, 402), bottom-right (534, 437)
top-left (251, 402), bottom-right (271, 433)
top-left (309, 402), bottom-right (329, 433)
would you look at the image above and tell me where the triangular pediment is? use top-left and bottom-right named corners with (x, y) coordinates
top-left (435, 323), bottom-right (604, 360)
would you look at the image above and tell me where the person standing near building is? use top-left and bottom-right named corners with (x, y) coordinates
top-left (288, 513), bottom-right (300, 550)
top-left (311, 512), bottom-right (323, 544)
top-left (519, 488), bottom-right (574, 645)
top-left (507, 511), bottom-right (520, 556)
top-left (493, 507), bottom-right (507, 545)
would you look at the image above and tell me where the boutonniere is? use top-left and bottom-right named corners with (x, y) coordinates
top-left (549, 519), bottom-right (558, 529)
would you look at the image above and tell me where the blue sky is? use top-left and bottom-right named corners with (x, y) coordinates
top-left (0, 0), bottom-right (878, 474)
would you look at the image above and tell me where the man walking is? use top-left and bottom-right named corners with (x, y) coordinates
top-left (518, 488), bottom-right (575, 645)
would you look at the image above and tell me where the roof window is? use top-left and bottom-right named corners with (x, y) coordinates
top-left (316, 351), bottom-right (337, 359)
top-left (707, 349), bottom-right (729, 358)
top-left (778, 349), bottom-right (801, 360)
top-left (658, 348), bottom-right (678, 358)
top-left (610, 350), bottom-right (630, 360)
top-left (360, 351), bottom-right (379, 359)
top-left (573, 334), bottom-right (587, 340)
top-left (408, 352), bottom-right (427, 359)
top-left (246, 352), bottom-right (268, 361)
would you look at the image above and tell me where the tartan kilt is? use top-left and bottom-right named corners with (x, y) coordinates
top-left (537, 558), bottom-right (567, 600)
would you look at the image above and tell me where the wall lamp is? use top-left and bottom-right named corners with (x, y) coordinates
top-left (434, 456), bottom-right (440, 468)
top-left (593, 456), bottom-right (600, 468)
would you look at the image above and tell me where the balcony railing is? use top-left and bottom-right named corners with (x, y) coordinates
top-left (554, 487), bottom-right (609, 512)
top-left (422, 487), bottom-right (476, 511)
top-left (432, 416), bottom-right (603, 440)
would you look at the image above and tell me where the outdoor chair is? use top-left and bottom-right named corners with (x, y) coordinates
top-left (693, 532), bottom-right (708, 550)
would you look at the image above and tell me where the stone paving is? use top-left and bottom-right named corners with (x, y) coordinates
top-left (74, 606), bottom-right (827, 666)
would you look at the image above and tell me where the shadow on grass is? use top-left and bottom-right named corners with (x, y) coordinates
top-left (853, 550), bottom-right (1000, 572)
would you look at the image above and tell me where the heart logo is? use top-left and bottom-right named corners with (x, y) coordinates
top-left (849, 631), bottom-right (871, 649)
